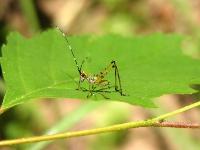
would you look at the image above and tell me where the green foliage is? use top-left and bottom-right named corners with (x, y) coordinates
top-left (1, 28), bottom-right (200, 110)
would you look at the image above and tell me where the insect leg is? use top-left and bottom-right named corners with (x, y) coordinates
top-left (111, 61), bottom-right (125, 96)
top-left (92, 86), bottom-right (117, 99)
top-left (77, 59), bottom-right (85, 89)
top-left (98, 92), bottom-right (110, 99)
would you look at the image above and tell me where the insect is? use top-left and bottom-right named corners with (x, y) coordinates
top-left (57, 27), bottom-right (127, 99)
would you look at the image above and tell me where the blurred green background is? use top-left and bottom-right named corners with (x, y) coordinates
top-left (0, 0), bottom-right (200, 149)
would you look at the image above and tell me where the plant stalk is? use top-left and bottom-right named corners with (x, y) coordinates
top-left (0, 101), bottom-right (199, 146)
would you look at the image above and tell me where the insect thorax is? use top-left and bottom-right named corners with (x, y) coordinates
top-left (87, 75), bottom-right (98, 84)
top-left (80, 71), bottom-right (98, 84)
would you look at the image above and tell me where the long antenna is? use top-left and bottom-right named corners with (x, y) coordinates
top-left (57, 27), bottom-right (81, 74)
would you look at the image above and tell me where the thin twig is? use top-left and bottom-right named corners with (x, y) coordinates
top-left (154, 121), bottom-right (200, 128)
top-left (0, 101), bottom-right (199, 146)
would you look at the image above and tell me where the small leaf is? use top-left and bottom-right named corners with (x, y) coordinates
top-left (1, 29), bottom-right (200, 110)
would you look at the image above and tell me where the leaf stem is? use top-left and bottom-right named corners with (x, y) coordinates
top-left (0, 101), bottom-right (199, 146)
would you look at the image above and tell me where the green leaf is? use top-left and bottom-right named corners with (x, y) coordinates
top-left (1, 29), bottom-right (200, 110)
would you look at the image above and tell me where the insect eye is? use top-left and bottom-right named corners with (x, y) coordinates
top-left (81, 72), bottom-right (86, 78)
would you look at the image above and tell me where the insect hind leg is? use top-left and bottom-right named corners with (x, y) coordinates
top-left (111, 60), bottom-right (127, 96)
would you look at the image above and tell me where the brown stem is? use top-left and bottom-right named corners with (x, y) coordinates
top-left (154, 121), bottom-right (200, 128)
